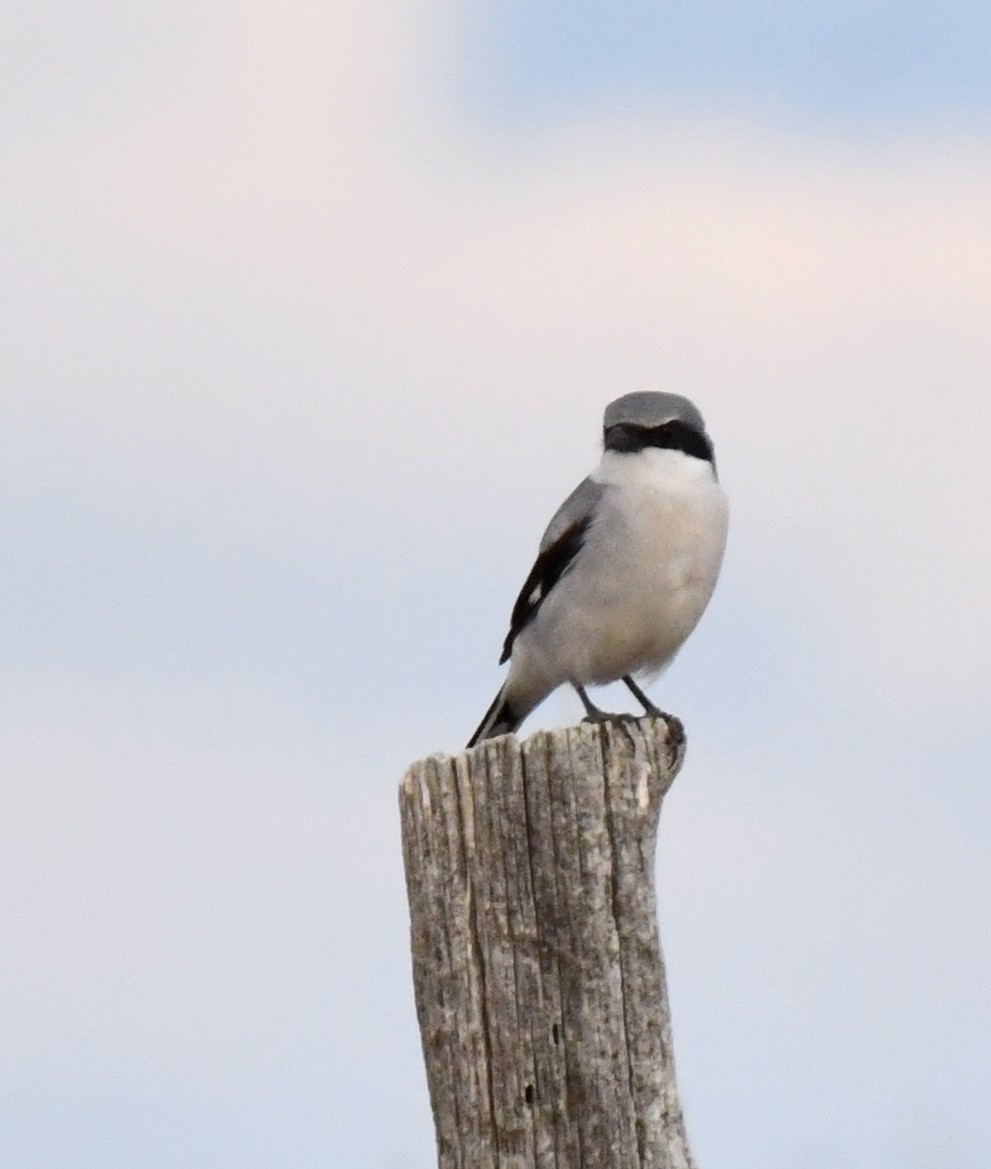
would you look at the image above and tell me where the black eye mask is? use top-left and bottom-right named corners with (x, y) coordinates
top-left (603, 420), bottom-right (714, 463)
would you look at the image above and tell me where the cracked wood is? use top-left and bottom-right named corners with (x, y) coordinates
top-left (400, 717), bottom-right (698, 1169)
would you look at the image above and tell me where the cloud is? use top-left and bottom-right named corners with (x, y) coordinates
top-left (4, 10), bottom-right (989, 717)
top-left (1, 4), bottom-right (989, 1165)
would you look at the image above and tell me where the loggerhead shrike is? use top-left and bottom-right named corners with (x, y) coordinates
top-left (467, 391), bottom-right (728, 747)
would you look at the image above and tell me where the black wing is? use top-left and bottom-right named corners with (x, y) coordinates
top-left (499, 515), bottom-right (591, 664)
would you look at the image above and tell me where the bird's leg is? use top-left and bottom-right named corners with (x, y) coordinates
top-left (573, 683), bottom-right (611, 723)
top-left (573, 683), bottom-right (639, 726)
top-left (621, 675), bottom-right (667, 717)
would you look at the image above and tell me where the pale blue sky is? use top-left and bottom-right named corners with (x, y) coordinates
top-left (2, 2), bottom-right (990, 1167)
top-left (466, 0), bottom-right (991, 131)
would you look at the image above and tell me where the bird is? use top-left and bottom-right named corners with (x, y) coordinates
top-left (467, 390), bottom-right (728, 747)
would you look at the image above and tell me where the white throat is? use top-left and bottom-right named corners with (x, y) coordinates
top-left (592, 447), bottom-right (716, 489)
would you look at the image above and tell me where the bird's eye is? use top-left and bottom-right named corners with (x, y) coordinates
top-left (605, 420), bottom-right (713, 461)
top-left (650, 422), bottom-right (713, 462)
top-left (604, 424), bottom-right (639, 452)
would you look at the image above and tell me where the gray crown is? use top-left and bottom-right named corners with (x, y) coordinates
top-left (603, 391), bottom-right (706, 435)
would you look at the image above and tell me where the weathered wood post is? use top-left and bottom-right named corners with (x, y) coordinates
top-left (399, 716), bottom-right (697, 1169)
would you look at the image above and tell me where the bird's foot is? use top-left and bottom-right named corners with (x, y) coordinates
top-left (580, 709), bottom-right (643, 727)
top-left (641, 706), bottom-right (677, 723)
top-left (574, 681), bottom-right (676, 728)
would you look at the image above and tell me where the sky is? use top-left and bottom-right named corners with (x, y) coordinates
top-left (2, 2), bottom-right (990, 1166)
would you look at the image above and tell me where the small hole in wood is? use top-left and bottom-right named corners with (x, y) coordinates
top-left (524, 1084), bottom-right (534, 1105)
top-left (552, 1023), bottom-right (560, 1044)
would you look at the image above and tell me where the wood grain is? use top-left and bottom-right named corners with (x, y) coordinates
top-left (400, 717), bottom-right (697, 1169)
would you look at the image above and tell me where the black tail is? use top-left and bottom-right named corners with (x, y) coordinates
top-left (467, 686), bottom-right (523, 748)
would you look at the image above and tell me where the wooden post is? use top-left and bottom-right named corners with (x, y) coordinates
top-left (399, 717), bottom-right (698, 1169)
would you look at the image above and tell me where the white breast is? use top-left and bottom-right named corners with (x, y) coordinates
top-left (541, 447), bottom-right (728, 685)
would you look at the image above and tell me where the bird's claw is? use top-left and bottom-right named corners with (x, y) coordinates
top-left (580, 710), bottom-right (644, 726)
